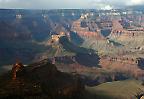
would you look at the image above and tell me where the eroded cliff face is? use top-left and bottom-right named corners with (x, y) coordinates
top-left (71, 19), bottom-right (105, 40)
top-left (109, 20), bottom-right (144, 40)
top-left (0, 60), bottom-right (84, 99)
top-left (100, 56), bottom-right (144, 79)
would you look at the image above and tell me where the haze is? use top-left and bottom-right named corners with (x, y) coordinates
top-left (0, 0), bottom-right (144, 9)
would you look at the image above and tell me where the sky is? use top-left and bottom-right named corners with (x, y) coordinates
top-left (0, 0), bottom-right (144, 9)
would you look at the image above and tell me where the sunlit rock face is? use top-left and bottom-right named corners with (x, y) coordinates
top-left (11, 61), bottom-right (24, 80)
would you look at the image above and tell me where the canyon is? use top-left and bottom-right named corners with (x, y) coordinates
top-left (0, 9), bottom-right (144, 99)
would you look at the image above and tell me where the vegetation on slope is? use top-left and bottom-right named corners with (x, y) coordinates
top-left (85, 79), bottom-right (144, 99)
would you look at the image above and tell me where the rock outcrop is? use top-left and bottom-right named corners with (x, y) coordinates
top-left (12, 61), bottom-right (24, 80)
top-left (0, 60), bottom-right (84, 99)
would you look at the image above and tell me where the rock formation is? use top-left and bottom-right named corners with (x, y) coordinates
top-left (0, 60), bottom-right (84, 99)
top-left (12, 61), bottom-right (24, 80)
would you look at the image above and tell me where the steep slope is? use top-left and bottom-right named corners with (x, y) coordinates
top-left (59, 36), bottom-right (100, 67)
top-left (35, 35), bottom-right (100, 67)
top-left (59, 36), bottom-right (93, 54)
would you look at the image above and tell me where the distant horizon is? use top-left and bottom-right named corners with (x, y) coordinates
top-left (0, 7), bottom-right (142, 11)
top-left (0, 0), bottom-right (144, 10)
